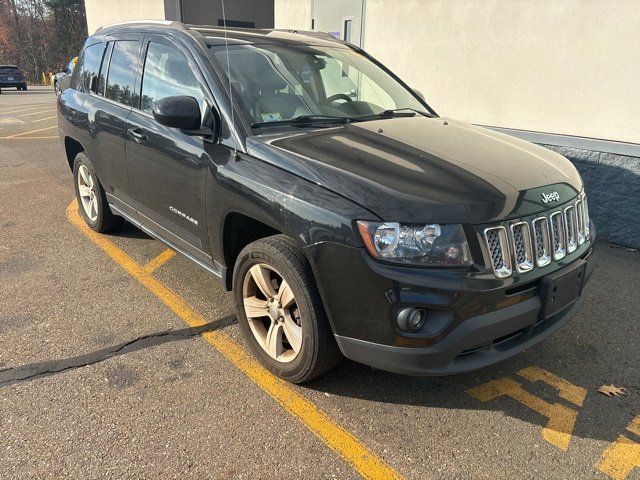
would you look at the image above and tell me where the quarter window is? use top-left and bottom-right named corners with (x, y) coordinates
top-left (76, 42), bottom-right (105, 93)
top-left (140, 42), bottom-right (205, 114)
top-left (96, 42), bottom-right (114, 96)
top-left (105, 41), bottom-right (140, 107)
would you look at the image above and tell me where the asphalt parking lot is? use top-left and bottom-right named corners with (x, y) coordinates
top-left (1, 86), bottom-right (639, 479)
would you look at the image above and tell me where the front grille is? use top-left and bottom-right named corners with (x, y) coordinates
top-left (549, 211), bottom-right (566, 260)
top-left (484, 226), bottom-right (512, 278)
top-left (510, 222), bottom-right (534, 273)
top-left (575, 198), bottom-right (585, 245)
top-left (482, 193), bottom-right (590, 278)
top-left (564, 205), bottom-right (578, 253)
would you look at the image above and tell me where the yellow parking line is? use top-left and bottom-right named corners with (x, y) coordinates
top-left (66, 199), bottom-right (402, 480)
top-left (143, 248), bottom-right (177, 272)
top-left (30, 115), bottom-right (58, 123)
top-left (0, 105), bottom-right (53, 115)
top-left (0, 136), bottom-right (58, 140)
top-left (15, 109), bottom-right (56, 117)
top-left (4, 125), bottom-right (57, 138)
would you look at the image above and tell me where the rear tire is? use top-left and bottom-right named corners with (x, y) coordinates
top-left (72, 152), bottom-right (123, 233)
top-left (233, 235), bottom-right (342, 383)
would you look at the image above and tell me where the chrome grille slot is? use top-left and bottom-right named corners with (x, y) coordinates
top-left (531, 217), bottom-right (551, 267)
top-left (510, 222), bottom-right (534, 273)
top-left (575, 198), bottom-right (586, 245)
top-left (549, 211), bottom-right (566, 260)
top-left (484, 227), bottom-right (512, 278)
top-left (582, 194), bottom-right (590, 237)
top-left (564, 205), bottom-right (578, 253)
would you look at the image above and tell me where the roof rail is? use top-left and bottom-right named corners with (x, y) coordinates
top-left (274, 29), bottom-right (342, 42)
top-left (96, 19), bottom-right (182, 31)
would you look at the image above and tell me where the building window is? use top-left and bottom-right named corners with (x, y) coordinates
top-left (218, 19), bottom-right (255, 28)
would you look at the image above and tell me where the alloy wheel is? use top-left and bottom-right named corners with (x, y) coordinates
top-left (77, 164), bottom-right (98, 222)
top-left (242, 263), bottom-right (303, 363)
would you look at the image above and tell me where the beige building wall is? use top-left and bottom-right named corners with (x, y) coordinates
top-left (275, 0), bottom-right (640, 144)
top-left (274, 0), bottom-right (313, 30)
top-left (85, 0), bottom-right (170, 34)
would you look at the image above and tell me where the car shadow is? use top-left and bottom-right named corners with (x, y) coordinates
top-left (108, 220), bottom-right (152, 240)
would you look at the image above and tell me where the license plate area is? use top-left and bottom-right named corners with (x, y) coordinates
top-left (539, 259), bottom-right (586, 320)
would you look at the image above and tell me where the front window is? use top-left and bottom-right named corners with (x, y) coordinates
top-left (208, 43), bottom-right (428, 126)
top-left (140, 42), bottom-right (205, 114)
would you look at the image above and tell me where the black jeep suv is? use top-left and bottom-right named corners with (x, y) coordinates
top-left (0, 65), bottom-right (27, 91)
top-left (58, 21), bottom-right (595, 383)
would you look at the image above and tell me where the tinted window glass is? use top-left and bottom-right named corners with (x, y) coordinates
top-left (105, 41), bottom-right (140, 107)
top-left (140, 42), bottom-right (205, 113)
top-left (96, 42), bottom-right (113, 96)
top-left (0, 66), bottom-right (20, 73)
top-left (76, 42), bottom-right (105, 93)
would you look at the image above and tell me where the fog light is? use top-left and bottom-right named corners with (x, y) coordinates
top-left (396, 307), bottom-right (426, 332)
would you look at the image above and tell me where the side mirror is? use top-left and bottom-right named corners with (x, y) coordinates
top-left (413, 88), bottom-right (426, 101)
top-left (153, 96), bottom-right (202, 130)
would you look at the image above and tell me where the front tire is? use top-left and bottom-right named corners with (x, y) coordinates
top-left (72, 152), bottom-right (123, 232)
top-left (233, 235), bottom-right (342, 383)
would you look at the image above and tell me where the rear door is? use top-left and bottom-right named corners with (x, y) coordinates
top-left (125, 34), bottom-right (212, 263)
top-left (80, 34), bottom-right (143, 219)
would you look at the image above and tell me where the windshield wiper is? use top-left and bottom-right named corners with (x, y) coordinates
top-left (251, 115), bottom-right (350, 129)
top-left (350, 108), bottom-right (431, 122)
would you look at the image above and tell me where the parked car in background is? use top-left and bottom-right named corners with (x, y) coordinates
top-left (54, 57), bottom-right (77, 96)
top-left (0, 65), bottom-right (27, 91)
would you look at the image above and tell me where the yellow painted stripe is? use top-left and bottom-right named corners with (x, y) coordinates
top-left (0, 136), bottom-right (58, 140)
top-left (0, 105), bottom-right (53, 115)
top-left (15, 109), bottom-right (56, 117)
top-left (143, 248), bottom-right (177, 272)
top-left (30, 115), bottom-right (58, 123)
top-left (5, 125), bottom-right (57, 138)
top-left (66, 199), bottom-right (402, 480)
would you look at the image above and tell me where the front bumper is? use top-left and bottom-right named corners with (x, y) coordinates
top-left (335, 280), bottom-right (589, 376)
top-left (0, 81), bottom-right (26, 88)
top-left (306, 230), bottom-right (595, 376)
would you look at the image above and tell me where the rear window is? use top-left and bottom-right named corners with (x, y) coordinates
top-left (0, 67), bottom-right (21, 74)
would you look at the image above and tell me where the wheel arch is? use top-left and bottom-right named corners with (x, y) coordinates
top-left (64, 136), bottom-right (84, 170)
top-left (221, 211), bottom-right (284, 290)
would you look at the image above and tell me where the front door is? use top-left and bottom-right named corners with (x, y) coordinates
top-left (125, 35), bottom-right (212, 264)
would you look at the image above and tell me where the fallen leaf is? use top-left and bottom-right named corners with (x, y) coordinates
top-left (598, 385), bottom-right (627, 397)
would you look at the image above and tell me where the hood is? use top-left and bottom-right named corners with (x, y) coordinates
top-left (246, 117), bottom-right (583, 224)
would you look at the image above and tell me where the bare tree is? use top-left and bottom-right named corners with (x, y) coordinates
top-left (0, 0), bottom-right (87, 83)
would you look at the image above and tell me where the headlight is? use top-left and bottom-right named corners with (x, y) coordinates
top-left (357, 221), bottom-right (472, 266)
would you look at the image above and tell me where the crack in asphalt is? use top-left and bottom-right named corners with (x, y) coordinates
top-left (0, 315), bottom-right (236, 388)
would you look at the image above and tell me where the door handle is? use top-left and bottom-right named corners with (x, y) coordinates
top-left (127, 128), bottom-right (147, 143)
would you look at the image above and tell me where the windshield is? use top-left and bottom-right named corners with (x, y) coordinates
top-left (208, 43), bottom-right (428, 126)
